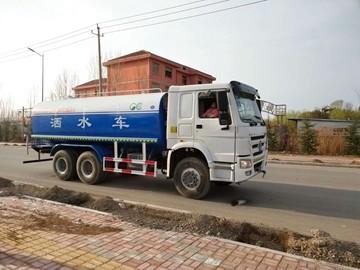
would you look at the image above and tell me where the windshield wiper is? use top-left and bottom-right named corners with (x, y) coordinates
top-left (241, 118), bottom-right (258, 126)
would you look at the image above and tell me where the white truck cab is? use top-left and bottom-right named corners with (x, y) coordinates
top-left (166, 81), bottom-right (267, 199)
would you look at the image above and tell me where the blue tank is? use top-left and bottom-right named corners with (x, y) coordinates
top-left (31, 93), bottom-right (168, 155)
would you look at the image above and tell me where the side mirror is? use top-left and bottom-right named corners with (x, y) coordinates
top-left (218, 92), bottom-right (231, 126)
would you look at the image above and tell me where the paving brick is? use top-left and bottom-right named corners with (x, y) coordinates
top-left (0, 196), bottom-right (352, 270)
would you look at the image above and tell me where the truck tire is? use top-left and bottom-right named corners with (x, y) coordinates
top-left (53, 150), bottom-right (77, 181)
top-left (173, 157), bottom-right (211, 199)
top-left (76, 151), bottom-right (105, 185)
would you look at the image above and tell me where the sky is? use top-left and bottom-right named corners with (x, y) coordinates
top-left (0, 0), bottom-right (359, 111)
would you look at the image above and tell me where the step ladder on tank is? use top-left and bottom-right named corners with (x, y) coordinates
top-left (102, 141), bottom-right (157, 177)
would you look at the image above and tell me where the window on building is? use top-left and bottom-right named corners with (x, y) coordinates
top-left (165, 67), bottom-right (172, 78)
top-left (198, 80), bottom-right (202, 84)
top-left (182, 75), bottom-right (187, 85)
top-left (152, 62), bottom-right (160, 75)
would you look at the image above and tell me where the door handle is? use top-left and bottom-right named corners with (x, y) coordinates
top-left (196, 124), bottom-right (203, 129)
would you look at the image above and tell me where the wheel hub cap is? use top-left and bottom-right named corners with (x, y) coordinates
top-left (55, 158), bottom-right (67, 175)
top-left (181, 168), bottom-right (201, 191)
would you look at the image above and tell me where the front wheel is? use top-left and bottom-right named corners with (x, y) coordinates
top-left (173, 157), bottom-right (211, 199)
top-left (76, 151), bottom-right (105, 185)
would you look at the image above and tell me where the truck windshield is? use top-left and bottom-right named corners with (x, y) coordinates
top-left (234, 91), bottom-right (263, 124)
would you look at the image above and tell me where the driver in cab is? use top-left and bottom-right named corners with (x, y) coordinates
top-left (202, 102), bottom-right (219, 118)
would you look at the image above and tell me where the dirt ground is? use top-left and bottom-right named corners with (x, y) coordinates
top-left (1, 211), bottom-right (122, 236)
top-left (0, 177), bottom-right (359, 268)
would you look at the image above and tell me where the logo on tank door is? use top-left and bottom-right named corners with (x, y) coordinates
top-left (129, 103), bottom-right (142, 111)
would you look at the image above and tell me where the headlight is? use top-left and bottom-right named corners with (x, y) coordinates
top-left (240, 159), bottom-right (252, 169)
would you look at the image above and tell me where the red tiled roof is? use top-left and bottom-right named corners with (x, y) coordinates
top-left (73, 78), bottom-right (107, 90)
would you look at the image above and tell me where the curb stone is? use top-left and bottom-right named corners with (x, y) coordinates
top-left (0, 142), bottom-right (26, 146)
top-left (268, 160), bottom-right (360, 169)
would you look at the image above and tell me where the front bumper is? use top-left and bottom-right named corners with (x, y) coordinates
top-left (234, 150), bottom-right (268, 183)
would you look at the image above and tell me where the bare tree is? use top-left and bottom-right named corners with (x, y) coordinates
top-left (50, 70), bottom-right (79, 101)
top-left (330, 99), bottom-right (344, 109)
top-left (28, 85), bottom-right (38, 108)
top-left (0, 97), bottom-right (19, 142)
top-left (87, 50), bottom-right (121, 80)
top-left (354, 89), bottom-right (360, 111)
top-left (344, 102), bottom-right (354, 110)
top-left (0, 97), bottom-right (15, 121)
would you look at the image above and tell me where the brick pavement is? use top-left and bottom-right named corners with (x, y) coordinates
top-left (0, 196), bottom-right (353, 270)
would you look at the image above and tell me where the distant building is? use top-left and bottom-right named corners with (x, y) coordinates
top-left (288, 118), bottom-right (358, 136)
top-left (73, 79), bottom-right (107, 98)
top-left (73, 50), bottom-right (215, 96)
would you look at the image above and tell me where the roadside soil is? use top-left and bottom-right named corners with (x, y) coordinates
top-left (0, 177), bottom-right (359, 268)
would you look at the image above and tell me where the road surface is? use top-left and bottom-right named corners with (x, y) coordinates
top-left (1, 146), bottom-right (359, 243)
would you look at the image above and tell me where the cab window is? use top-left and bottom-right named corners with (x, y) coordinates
top-left (198, 92), bottom-right (218, 118)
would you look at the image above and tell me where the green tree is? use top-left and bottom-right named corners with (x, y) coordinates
top-left (267, 125), bottom-right (278, 151)
top-left (345, 121), bottom-right (360, 155)
top-left (300, 120), bottom-right (318, 154)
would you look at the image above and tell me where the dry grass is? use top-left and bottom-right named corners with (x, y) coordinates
top-left (277, 127), bottom-right (347, 155)
top-left (316, 128), bottom-right (346, 155)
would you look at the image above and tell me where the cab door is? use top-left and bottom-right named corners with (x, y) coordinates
top-left (194, 90), bottom-right (235, 164)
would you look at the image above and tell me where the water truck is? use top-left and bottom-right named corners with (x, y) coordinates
top-left (26, 81), bottom-right (267, 199)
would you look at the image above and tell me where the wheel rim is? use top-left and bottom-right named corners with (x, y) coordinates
top-left (81, 159), bottom-right (95, 179)
top-left (55, 157), bottom-right (67, 175)
top-left (181, 168), bottom-right (201, 191)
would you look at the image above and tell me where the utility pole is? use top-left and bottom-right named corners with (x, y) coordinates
top-left (92, 24), bottom-right (104, 96)
top-left (27, 47), bottom-right (44, 102)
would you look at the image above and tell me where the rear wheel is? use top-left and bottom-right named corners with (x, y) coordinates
top-left (53, 150), bottom-right (77, 181)
top-left (173, 157), bottom-right (211, 199)
top-left (76, 151), bottom-right (105, 185)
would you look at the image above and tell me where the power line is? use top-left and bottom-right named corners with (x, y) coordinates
top-left (101, 0), bottom-right (231, 30)
top-left (0, 36), bottom-right (95, 64)
top-left (0, 29), bottom-right (92, 60)
top-left (98, 0), bottom-right (208, 25)
top-left (0, 54), bottom-right (33, 64)
top-left (0, 24), bottom-right (94, 58)
top-left (29, 25), bottom-right (94, 48)
top-left (0, 0), bottom-right (268, 64)
top-left (42, 36), bottom-right (95, 53)
top-left (0, 0), bottom-right (209, 58)
top-left (103, 0), bottom-right (268, 35)
top-left (26, 0), bottom-right (229, 51)
top-left (28, 29), bottom-right (92, 51)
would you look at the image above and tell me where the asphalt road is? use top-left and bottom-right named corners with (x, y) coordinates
top-left (1, 146), bottom-right (360, 243)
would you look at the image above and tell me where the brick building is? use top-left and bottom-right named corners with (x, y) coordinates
top-left (73, 79), bottom-right (107, 97)
top-left (74, 50), bottom-right (215, 96)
